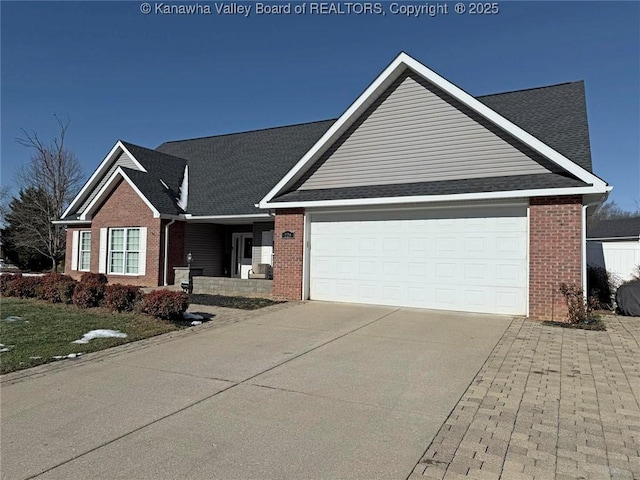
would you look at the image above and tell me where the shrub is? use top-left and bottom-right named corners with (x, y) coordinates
top-left (104, 284), bottom-right (142, 312)
top-left (587, 265), bottom-right (615, 309)
top-left (79, 272), bottom-right (108, 286)
top-left (0, 273), bottom-right (21, 297)
top-left (559, 283), bottom-right (601, 325)
top-left (72, 273), bottom-right (108, 308)
top-left (630, 265), bottom-right (640, 282)
top-left (10, 275), bottom-right (44, 299)
top-left (41, 273), bottom-right (77, 304)
top-left (141, 290), bottom-right (188, 320)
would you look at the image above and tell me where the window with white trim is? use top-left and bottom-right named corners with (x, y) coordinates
top-left (108, 228), bottom-right (141, 275)
top-left (79, 231), bottom-right (92, 271)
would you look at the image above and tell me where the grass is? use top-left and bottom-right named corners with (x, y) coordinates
top-left (0, 298), bottom-right (181, 374)
top-left (189, 294), bottom-right (282, 310)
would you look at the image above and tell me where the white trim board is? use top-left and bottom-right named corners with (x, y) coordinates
top-left (259, 52), bottom-right (608, 208)
top-left (62, 141), bottom-right (147, 219)
top-left (263, 185), bottom-right (611, 210)
top-left (80, 167), bottom-right (160, 220)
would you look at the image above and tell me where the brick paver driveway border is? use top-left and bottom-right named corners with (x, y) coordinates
top-left (411, 316), bottom-right (640, 480)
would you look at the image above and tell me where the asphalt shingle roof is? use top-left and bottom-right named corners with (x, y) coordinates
top-left (156, 120), bottom-right (336, 215)
top-left (152, 81), bottom-right (594, 214)
top-left (272, 173), bottom-right (588, 203)
top-left (477, 81), bottom-right (593, 172)
top-left (75, 78), bottom-right (596, 218)
top-left (588, 218), bottom-right (640, 239)
top-left (121, 167), bottom-right (185, 216)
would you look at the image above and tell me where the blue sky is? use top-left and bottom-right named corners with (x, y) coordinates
top-left (2, 1), bottom-right (639, 210)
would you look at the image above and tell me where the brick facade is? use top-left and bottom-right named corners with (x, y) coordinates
top-left (272, 208), bottom-right (305, 300)
top-left (529, 195), bottom-right (583, 320)
top-left (63, 179), bottom-right (185, 287)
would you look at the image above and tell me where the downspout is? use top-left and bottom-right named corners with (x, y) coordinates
top-left (163, 219), bottom-right (177, 286)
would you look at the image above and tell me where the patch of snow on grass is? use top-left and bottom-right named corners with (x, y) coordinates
top-left (0, 343), bottom-right (12, 353)
top-left (52, 353), bottom-right (84, 361)
top-left (72, 329), bottom-right (127, 344)
top-left (3, 316), bottom-right (24, 322)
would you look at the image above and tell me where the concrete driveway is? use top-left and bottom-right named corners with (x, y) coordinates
top-left (1, 302), bottom-right (511, 480)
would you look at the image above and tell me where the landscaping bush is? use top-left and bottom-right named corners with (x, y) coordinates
top-left (41, 273), bottom-right (77, 304)
top-left (9, 275), bottom-right (44, 299)
top-left (72, 272), bottom-right (108, 308)
top-left (587, 265), bottom-right (615, 309)
top-left (0, 273), bottom-right (21, 297)
top-left (140, 290), bottom-right (188, 320)
top-left (559, 283), bottom-right (601, 325)
top-left (104, 284), bottom-right (142, 312)
top-left (629, 265), bottom-right (640, 282)
top-left (79, 272), bottom-right (108, 286)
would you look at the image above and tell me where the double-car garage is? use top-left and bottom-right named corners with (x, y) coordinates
top-left (308, 204), bottom-right (528, 315)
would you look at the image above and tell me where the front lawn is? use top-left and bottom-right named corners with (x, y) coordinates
top-left (0, 298), bottom-right (180, 374)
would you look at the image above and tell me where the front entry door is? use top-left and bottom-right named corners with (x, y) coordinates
top-left (231, 233), bottom-right (253, 279)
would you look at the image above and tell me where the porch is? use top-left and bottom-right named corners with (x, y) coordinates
top-left (191, 277), bottom-right (273, 297)
top-left (170, 219), bottom-right (275, 297)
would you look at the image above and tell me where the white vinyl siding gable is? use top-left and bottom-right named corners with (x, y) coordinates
top-left (78, 151), bottom-right (140, 214)
top-left (296, 72), bottom-right (556, 191)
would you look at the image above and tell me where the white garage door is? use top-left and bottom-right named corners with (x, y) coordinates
top-left (309, 205), bottom-right (528, 315)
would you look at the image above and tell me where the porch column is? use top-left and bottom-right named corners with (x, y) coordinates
top-left (272, 208), bottom-right (305, 300)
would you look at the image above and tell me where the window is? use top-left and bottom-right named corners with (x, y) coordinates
top-left (79, 231), bottom-right (91, 271)
top-left (109, 228), bottom-right (141, 275)
top-left (243, 237), bottom-right (253, 259)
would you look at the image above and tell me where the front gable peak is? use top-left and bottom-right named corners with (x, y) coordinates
top-left (259, 52), bottom-right (609, 208)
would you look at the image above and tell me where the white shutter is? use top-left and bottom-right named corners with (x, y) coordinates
top-left (138, 227), bottom-right (147, 275)
top-left (71, 231), bottom-right (79, 271)
top-left (262, 230), bottom-right (274, 265)
top-left (98, 228), bottom-right (108, 274)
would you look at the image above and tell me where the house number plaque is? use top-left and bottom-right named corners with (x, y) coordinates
top-left (282, 231), bottom-right (295, 239)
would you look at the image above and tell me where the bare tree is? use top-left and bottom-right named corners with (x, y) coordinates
top-left (592, 200), bottom-right (640, 221)
top-left (8, 116), bottom-right (84, 271)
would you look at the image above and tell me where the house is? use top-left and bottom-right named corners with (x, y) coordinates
top-left (56, 53), bottom-right (611, 320)
top-left (587, 217), bottom-right (640, 282)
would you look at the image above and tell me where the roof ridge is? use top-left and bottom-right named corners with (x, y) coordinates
top-left (477, 80), bottom-right (583, 99)
top-left (158, 118), bottom-right (338, 145)
top-left (120, 140), bottom-right (189, 162)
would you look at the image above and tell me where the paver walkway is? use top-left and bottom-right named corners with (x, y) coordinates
top-left (411, 316), bottom-right (640, 480)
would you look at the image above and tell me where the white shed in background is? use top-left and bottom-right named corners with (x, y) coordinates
top-left (587, 218), bottom-right (640, 282)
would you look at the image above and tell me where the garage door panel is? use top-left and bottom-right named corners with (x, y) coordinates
top-left (310, 206), bottom-right (527, 315)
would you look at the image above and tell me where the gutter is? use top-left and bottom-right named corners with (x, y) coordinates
top-left (163, 219), bottom-right (177, 286)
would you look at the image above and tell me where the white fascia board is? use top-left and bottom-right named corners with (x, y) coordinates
top-left (262, 185), bottom-right (612, 210)
top-left (587, 236), bottom-right (640, 241)
top-left (184, 214), bottom-right (272, 221)
top-left (79, 167), bottom-right (160, 220)
top-left (62, 140), bottom-right (147, 218)
top-left (51, 220), bottom-right (92, 225)
top-left (258, 52), bottom-right (607, 208)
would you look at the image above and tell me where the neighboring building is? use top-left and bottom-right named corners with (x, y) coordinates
top-left (56, 53), bottom-right (611, 320)
top-left (587, 217), bottom-right (640, 282)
